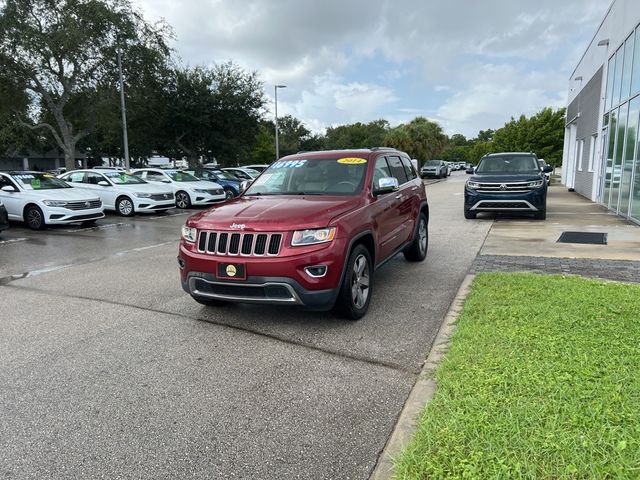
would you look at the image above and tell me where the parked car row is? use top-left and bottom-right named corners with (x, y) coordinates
top-left (0, 163), bottom-right (257, 229)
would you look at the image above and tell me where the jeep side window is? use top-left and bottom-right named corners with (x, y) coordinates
top-left (373, 156), bottom-right (392, 188)
top-left (401, 157), bottom-right (417, 180)
top-left (386, 156), bottom-right (408, 185)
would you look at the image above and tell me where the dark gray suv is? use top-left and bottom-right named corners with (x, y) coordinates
top-left (464, 152), bottom-right (553, 220)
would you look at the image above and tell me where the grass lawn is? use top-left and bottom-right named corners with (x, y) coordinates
top-left (395, 273), bottom-right (640, 479)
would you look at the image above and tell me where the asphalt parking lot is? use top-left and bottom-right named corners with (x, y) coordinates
top-left (0, 172), bottom-right (492, 479)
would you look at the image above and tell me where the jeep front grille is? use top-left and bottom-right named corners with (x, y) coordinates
top-left (197, 231), bottom-right (283, 256)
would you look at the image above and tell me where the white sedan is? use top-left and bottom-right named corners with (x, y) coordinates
top-left (222, 167), bottom-right (261, 180)
top-left (59, 169), bottom-right (175, 216)
top-left (132, 168), bottom-right (226, 208)
top-left (0, 171), bottom-right (104, 230)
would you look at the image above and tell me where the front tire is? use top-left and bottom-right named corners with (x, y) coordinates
top-left (223, 188), bottom-right (235, 200)
top-left (333, 244), bottom-right (372, 321)
top-left (25, 205), bottom-right (45, 230)
top-left (534, 209), bottom-right (546, 220)
top-left (175, 191), bottom-right (191, 209)
top-left (116, 196), bottom-right (134, 217)
top-left (403, 212), bottom-right (428, 262)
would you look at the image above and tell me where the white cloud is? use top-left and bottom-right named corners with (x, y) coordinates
top-left (135, 0), bottom-right (607, 137)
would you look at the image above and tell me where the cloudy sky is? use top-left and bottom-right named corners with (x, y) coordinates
top-left (135, 0), bottom-right (607, 138)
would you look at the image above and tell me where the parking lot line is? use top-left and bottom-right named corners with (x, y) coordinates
top-left (0, 237), bottom-right (28, 246)
top-left (61, 223), bottom-right (133, 233)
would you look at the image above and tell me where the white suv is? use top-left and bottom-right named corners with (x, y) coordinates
top-left (132, 168), bottom-right (226, 208)
top-left (59, 169), bottom-right (175, 216)
top-left (0, 171), bottom-right (104, 229)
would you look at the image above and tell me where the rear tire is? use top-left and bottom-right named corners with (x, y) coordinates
top-left (464, 208), bottom-right (476, 219)
top-left (403, 212), bottom-right (428, 262)
top-left (333, 244), bottom-right (372, 321)
top-left (191, 295), bottom-right (228, 307)
top-left (25, 205), bottom-right (45, 230)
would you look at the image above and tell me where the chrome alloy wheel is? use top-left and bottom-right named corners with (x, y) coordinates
top-left (351, 254), bottom-right (370, 309)
top-left (118, 198), bottom-right (133, 216)
top-left (176, 192), bottom-right (189, 209)
top-left (418, 217), bottom-right (427, 256)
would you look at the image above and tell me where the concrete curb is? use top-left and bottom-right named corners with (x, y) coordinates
top-left (369, 274), bottom-right (476, 480)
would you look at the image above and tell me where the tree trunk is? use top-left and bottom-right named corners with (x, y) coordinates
top-left (64, 138), bottom-right (76, 172)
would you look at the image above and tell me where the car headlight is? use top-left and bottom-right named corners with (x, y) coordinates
top-left (193, 188), bottom-right (210, 194)
top-left (134, 192), bottom-right (152, 198)
top-left (292, 228), bottom-right (336, 246)
top-left (466, 181), bottom-right (480, 189)
top-left (181, 225), bottom-right (197, 243)
top-left (527, 180), bottom-right (544, 188)
top-left (42, 200), bottom-right (68, 207)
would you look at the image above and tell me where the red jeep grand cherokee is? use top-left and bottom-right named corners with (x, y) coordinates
top-left (178, 148), bottom-right (429, 320)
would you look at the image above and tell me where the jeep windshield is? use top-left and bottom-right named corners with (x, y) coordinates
top-left (475, 155), bottom-right (540, 175)
top-left (244, 158), bottom-right (367, 196)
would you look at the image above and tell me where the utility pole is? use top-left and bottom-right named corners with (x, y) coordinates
top-left (117, 43), bottom-right (130, 170)
top-left (274, 85), bottom-right (286, 160)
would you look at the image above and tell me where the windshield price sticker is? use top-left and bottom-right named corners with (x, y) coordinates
top-left (272, 160), bottom-right (307, 169)
top-left (175, 173), bottom-right (183, 181)
top-left (14, 174), bottom-right (35, 180)
top-left (31, 178), bottom-right (41, 189)
top-left (337, 157), bottom-right (367, 165)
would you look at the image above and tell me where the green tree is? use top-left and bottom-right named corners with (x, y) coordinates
top-left (276, 115), bottom-right (311, 157)
top-left (324, 119), bottom-right (389, 149)
top-left (0, 0), bottom-right (171, 170)
top-left (385, 117), bottom-right (447, 161)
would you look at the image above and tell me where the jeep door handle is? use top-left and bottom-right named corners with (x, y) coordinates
top-left (411, 186), bottom-right (418, 191)
top-left (395, 194), bottom-right (402, 199)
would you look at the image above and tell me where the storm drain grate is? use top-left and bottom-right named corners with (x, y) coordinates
top-left (557, 231), bottom-right (608, 245)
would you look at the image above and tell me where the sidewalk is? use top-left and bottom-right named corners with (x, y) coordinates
top-left (471, 184), bottom-right (640, 282)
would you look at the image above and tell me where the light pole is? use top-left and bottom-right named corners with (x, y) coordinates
top-left (117, 42), bottom-right (130, 170)
top-left (274, 84), bottom-right (287, 160)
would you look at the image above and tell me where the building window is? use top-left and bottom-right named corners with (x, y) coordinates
top-left (576, 139), bottom-right (584, 172)
top-left (588, 135), bottom-right (597, 172)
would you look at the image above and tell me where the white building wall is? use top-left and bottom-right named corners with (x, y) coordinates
top-left (563, 0), bottom-right (640, 201)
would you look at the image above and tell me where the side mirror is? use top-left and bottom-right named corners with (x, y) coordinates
top-left (373, 177), bottom-right (399, 196)
top-left (466, 167), bottom-right (474, 174)
top-left (543, 165), bottom-right (553, 173)
top-left (1, 185), bottom-right (17, 192)
top-left (97, 180), bottom-right (110, 186)
top-left (240, 180), bottom-right (252, 192)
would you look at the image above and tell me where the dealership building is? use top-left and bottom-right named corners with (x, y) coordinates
top-left (562, 0), bottom-right (640, 225)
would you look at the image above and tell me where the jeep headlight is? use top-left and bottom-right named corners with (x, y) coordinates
top-left (292, 227), bottom-right (336, 246)
top-left (527, 180), bottom-right (544, 188)
top-left (466, 181), bottom-right (480, 189)
top-left (134, 192), bottom-right (152, 198)
top-left (43, 200), bottom-right (68, 207)
top-left (181, 225), bottom-right (197, 243)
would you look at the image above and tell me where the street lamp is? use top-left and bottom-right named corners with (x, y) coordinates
top-left (274, 84), bottom-right (287, 160)
top-left (116, 40), bottom-right (130, 170)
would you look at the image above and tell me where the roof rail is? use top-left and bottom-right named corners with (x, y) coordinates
top-left (370, 146), bottom-right (396, 151)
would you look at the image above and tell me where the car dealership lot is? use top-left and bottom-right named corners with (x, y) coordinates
top-left (0, 172), bottom-right (487, 479)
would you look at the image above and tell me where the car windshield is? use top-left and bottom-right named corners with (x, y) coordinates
top-left (475, 155), bottom-right (540, 175)
top-left (103, 172), bottom-right (146, 184)
top-left (244, 158), bottom-right (367, 196)
top-left (12, 172), bottom-right (71, 190)
top-left (165, 170), bottom-right (199, 182)
top-left (210, 170), bottom-right (237, 181)
top-left (425, 160), bottom-right (441, 166)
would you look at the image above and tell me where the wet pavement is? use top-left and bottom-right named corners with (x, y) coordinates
top-left (0, 172), bottom-right (489, 479)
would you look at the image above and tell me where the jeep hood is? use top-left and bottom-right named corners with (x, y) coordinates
top-left (187, 195), bottom-right (361, 231)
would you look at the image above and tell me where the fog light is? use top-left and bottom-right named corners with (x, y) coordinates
top-left (177, 257), bottom-right (185, 269)
top-left (304, 265), bottom-right (327, 278)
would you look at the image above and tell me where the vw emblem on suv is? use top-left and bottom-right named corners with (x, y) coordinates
top-left (500, 184), bottom-right (507, 191)
top-left (84, 201), bottom-right (91, 207)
